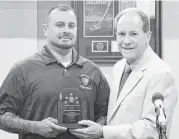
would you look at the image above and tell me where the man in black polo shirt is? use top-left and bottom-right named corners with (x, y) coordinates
top-left (0, 4), bottom-right (110, 139)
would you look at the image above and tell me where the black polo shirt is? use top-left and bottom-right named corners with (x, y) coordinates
top-left (0, 46), bottom-right (110, 139)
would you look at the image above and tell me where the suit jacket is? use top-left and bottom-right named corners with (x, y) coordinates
top-left (103, 47), bottom-right (178, 139)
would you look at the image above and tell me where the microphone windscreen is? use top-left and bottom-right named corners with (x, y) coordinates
top-left (152, 93), bottom-right (164, 104)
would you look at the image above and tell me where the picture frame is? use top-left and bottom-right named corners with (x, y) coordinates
top-left (74, 1), bottom-right (162, 64)
top-left (83, 0), bottom-right (114, 37)
top-left (92, 40), bottom-right (109, 52)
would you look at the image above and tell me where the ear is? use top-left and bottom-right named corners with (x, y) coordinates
top-left (42, 24), bottom-right (48, 37)
top-left (146, 31), bottom-right (152, 44)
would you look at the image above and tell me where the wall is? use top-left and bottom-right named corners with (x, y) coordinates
top-left (162, 1), bottom-right (179, 139)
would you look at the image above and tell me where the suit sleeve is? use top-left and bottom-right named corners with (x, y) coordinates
top-left (103, 71), bottom-right (178, 139)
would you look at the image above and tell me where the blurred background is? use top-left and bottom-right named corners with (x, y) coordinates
top-left (0, 0), bottom-right (179, 139)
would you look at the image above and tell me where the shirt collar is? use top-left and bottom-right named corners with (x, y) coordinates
top-left (41, 45), bottom-right (84, 67)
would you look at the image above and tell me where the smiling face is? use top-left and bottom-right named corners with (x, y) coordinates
top-left (116, 13), bottom-right (151, 63)
top-left (43, 9), bottom-right (77, 50)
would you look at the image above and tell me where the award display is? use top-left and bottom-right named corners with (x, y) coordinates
top-left (58, 88), bottom-right (89, 129)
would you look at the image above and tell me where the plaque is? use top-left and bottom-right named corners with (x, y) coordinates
top-left (58, 88), bottom-right (89, 129)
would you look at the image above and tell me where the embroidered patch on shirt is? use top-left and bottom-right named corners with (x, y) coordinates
top-left (80, 74), bottom-right (92, 90)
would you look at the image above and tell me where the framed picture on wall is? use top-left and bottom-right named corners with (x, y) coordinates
top-left (92, 40), bottom-right (109, 52)
top-left (83, 0), bottom-right (114, 37)
top-left (75, 1), bottom-right (162, 64)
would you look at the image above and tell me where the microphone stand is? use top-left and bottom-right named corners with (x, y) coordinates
top-left (155, 108), bottom-right (168, 139)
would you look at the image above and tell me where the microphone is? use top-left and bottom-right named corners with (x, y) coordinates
top-left (152, 93), bottom-right (166, 128)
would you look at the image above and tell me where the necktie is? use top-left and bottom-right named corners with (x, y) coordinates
top-left (116, 64), bottom-right (132, 100)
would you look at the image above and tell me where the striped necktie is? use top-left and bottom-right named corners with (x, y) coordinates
top-left (116, 64), bottom-right (132, 100)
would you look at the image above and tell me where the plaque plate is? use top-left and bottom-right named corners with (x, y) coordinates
top-left (58, 88), bottom-right (89, 129)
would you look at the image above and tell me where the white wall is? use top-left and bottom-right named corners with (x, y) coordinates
top-left (162, 1), bottom-right (179, 139)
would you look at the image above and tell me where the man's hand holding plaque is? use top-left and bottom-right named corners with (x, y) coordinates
top-left (58, 88), bottom-right (89, 129)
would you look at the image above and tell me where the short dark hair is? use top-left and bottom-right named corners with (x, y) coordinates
top-left (45, 4), bottom-right (76, 25)
top-left (114, 8), bottom-right (150, 33)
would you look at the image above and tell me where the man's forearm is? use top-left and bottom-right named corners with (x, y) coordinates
top-left (0, 112), bottom-right (37, 134)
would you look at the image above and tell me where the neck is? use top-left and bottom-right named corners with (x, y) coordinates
top-left (47, 43), bottom-right (73, 63)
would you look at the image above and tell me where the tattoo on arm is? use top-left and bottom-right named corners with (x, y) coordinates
top-left (0, 112), bottom-right (37, 134)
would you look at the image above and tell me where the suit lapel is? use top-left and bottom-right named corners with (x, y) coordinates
top-left (116, 70), bottom-right (143, 107)
top-left (108, 48), bottom-right (154, 122)
top-left (108, 47), bottom-right (154, 122)
top-left (109, 71), bottom-right (143, 122)
top-left (108, 70), bottom-right (144, 122)
top-left (113, 62), bottom-right (126, 102)
top-left (107, 60), bottom-right (126, 122)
